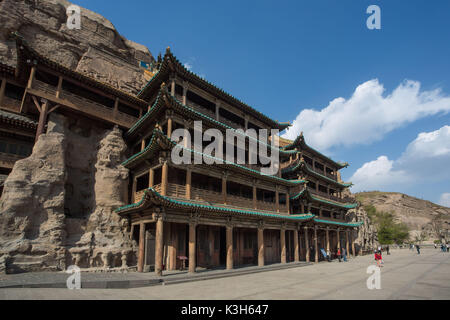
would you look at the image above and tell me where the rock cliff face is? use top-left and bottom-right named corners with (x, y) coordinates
top-left (355, 192), bottom-right (450, 244)
top-left (0, 114), bottom-right (135, 273)
top-left (0, 0), bottom-right (154, 94)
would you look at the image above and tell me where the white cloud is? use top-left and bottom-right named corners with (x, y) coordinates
top-left (183, 62), bottom-right (192, 71)
top-left (350, 125), bottom-right (450, 192)
top-left (282, 79), bottom-right (450, 152)
top-left (439, 193), bottom-right (450, 207)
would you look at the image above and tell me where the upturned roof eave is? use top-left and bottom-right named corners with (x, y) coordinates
top-left (137, 48), bottom-right (290, 131)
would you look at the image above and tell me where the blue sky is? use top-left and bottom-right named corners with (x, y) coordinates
top-left (72, 0), bottom-right (450, 206)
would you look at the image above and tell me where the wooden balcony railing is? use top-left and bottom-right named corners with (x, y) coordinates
top-left (0, 152), bottom-right (27, 169)
top-left (134, 182), bottom-right (289, 213)
top-left (1, 96), bottom-right (21, 113)
top-left (31, 80), bottom-right (138, 128)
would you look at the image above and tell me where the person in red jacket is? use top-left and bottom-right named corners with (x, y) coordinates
top-left (375, 250), bottom-right (383, 267)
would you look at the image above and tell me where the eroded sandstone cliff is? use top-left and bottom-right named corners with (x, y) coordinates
top-left (0, 114), bottom-right (135, 273)
top-left (0, 0), bottom-right (155, 94)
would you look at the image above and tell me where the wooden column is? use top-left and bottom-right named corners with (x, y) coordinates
top-left (286, 192), bottom-right (290, 214)
top-left (275, 187), bottom-right (280, 213)
top-left (55, 76), bottom-right (63, 99)
top-left (155, 215), bottom-right (164, 276)
top-left (314, 226), bottom-right (319, 263)
top-left (337, 228), bottom-right (341, 250)
top-left (253, 183), bottom-right (257, 209)
top-left (301, 202), bottom-right (305, 214)
top-left (167, 117), bottom-right (173, 139)
top-left (226, 225), bottom-right (233, 270)
top-left (319, 207), bottom-right (323, 217)
top-left (326, 227), bottom-right (330, 253)
top-left (149, 168), bottom-right (154, 187)
top-left (304, 227), bottom-right (310, 262)
top-left (294, 229), bottom-right (299, 262)
top-left (222, 174), bottom-right (227, 204)
top-left (188, 222), bottom-right (196, 273)
top-left (215, 101), bottom-right (220, 120)
top-left (182, 85), bottom-right (187, 105)
top-left (161, 161), bottom-right (168, 196)
top-left (27, 66), bottom-right (36, 89)
top-left (346, 230), bottom-right (350, 257)
top-left (186, 169), bottom-right (192, 199)
top-left (131, 176), bottom-right (137, 203)
top-left (0, 79), bottom-right (6, 106)
top-left (141, 139), bottom-right (146, 151)
top-left (307, 203), bottom-right (312, 213)
top-left (352, 231), bottom-right (356, 257)
top-left (137, 223), bottom-right (145, 272)
top-left (35, 99), bottom-right (49, 142)
top-left (280, 228), bottom-right (286, 263)
top-left (170, 79), bottom-right (175, 96)
top-left (257, 226), bottom-right (264, 267)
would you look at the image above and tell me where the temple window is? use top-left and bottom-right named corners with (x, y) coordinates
top-left (118, 102), bottom-right (140, 118)
top-left (136, 174), bottom-right (149, 192)
top-left (307, 181), bottom-right (316, 190)
top-left (5, 83), bottom-right (25, 101)
top-left (186, 90), bottom-right (216, 114)
top-left (62, 80), bottom-right (115, 108)
top-left (35, 69), bottom-right (59, 87)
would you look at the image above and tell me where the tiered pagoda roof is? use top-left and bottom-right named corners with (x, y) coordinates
top-left (137, 47), bottom-right (290, 131)
top-left (115, 187), bottom-right (315, 222)
top-left (282, 132), bottom-right (348, 169)
top-left (290, 186), bottom-right (358, 209)
top-left (282, 157), bottom-right (352, 188)
top-left (123, 128), bottom-right (306, 187)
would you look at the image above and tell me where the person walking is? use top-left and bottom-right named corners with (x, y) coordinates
top-left (434, 243), bottom-right (437, 249)
top-left (342, 247), bottom-right (347, 262)
top-left (326, 249), bottom-right (331, 262)
top-left (416, 244), bottom-right (420, 254)
top-left (386, 245), bottom-right (390, 255)
top-left (337, 248), bottom-right (342, 262)
top-left (375, 250), bottom-right (383, 268)
top-left (447, 244), bottom-right (449, 252)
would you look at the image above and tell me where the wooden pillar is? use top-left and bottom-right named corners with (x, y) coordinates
top-left (27, 66), bottom-right (36, 89)
top-left (294, 229), bottom-right (299, 262)
top-left (55, 76), bottom-right (63, 99)
top-left (149, 168), bottom-right (154, 187)
top-left (326, 227), bottom-right (330, 252)
top-left (155, 216), bottom-right (164, 276)
top-left (280, 228), bottom-right (286, 263)
top-left (253, 183), bottom-right (257, 209)
top-left (188, 222), bottom-right (196, 273)
top-left (186, 169), bottom-right (191, 199)
top-left (226, 225), bottom-right (233, 270)
top-left (314, 226), bottom-right (319, 263)
top-left (170, 79), bottom-right (175, 96)
top-left (275, 187), bottom-right (280, 213)
top-left (352, 231), bottom-right (356, 257)
top-left (319, 207), bottom-right (323, 217)
top-left (301, 202), bottom-right (305, 214)
top-left (257, 227), bottom-right (264, 267)
top-left (35, 99), bottom-right (49, 142)
top-left (138, 223), bottom-right (145, 272)
top-left (0, 79), bottom-right (5, 106)
top-left (337, 228), bottom-right (341, 250)
top-left (167, 117), bottom-right (173, 139)
top-left (346, 230), bottom-right (350, 257)
top-left (182, 85), bottom-right (187, 105)
top-left (304, 227), bottom-right (310, 262)
top-left (141, 139), bottom-right (146, 151)
top-left (286, 192), bottom-right (290, 214)
top-left (222, 174), bottom-right (227, 204)
top-left (161, 161), bottom-right (168, 196)
top-left (215, 101), bottom-right (220, 120)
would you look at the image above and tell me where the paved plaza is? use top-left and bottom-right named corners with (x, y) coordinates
top-left (0, 248), bottom-right (449, 300)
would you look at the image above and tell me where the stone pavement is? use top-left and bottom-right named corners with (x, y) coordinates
top-left (0, 248), bottom-right (449, 299)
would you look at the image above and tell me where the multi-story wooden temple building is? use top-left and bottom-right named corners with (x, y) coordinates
top-left (0, 33), bottom-right (362, 275)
